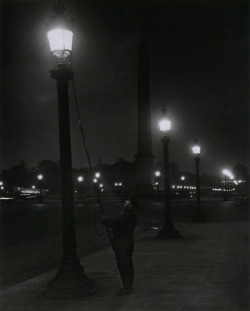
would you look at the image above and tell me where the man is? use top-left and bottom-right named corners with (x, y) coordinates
top-left (102, 194), bottom-right (138, 296)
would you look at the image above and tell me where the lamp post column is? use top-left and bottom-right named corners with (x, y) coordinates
top-left (39, 180), bottom-right (42, 203)
top-left (224, 175), bottom-right (228, 201)
top-left (37, 174), bottom-right (43, 203)
top-left (52, 67), bottom-right (77, 265)
top-left (192, 157), bottom-right (205, 222)
top-left (44, 67), bottom-right (96, 299)
top-left (158, 136), bottom-right (181, 239)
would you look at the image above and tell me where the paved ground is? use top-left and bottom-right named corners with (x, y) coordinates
top-left (0, 207), bottom-right (249, 311)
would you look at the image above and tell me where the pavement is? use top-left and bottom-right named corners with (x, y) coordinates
top-left (0, 214), bottom-right (249, 310)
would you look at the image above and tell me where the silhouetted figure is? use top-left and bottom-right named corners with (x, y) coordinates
top-left (102, 193), bottom-right (138, 295)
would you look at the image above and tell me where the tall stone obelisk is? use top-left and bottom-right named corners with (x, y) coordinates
top-left (135, 40), bottom-right (154, 196)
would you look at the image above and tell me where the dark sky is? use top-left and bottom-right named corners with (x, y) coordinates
top-left (1, 0), bottom-right (249, 176)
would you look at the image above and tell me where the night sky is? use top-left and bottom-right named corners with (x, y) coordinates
top-left (1, 0), bottom-right (249, 176)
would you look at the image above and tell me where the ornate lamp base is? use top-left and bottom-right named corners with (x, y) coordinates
top-left (157, 223), bottom-right (182, 239)
top-left (44, 264), bottom-right (98, 300)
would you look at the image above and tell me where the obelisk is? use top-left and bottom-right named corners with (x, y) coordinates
top-left (135, 40), bottom-right (154, 196)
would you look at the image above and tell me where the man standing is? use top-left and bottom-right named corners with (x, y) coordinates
top-left (102, 194), bottom-right (138, 296)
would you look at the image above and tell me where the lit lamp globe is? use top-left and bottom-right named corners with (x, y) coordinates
top-left (159, 106), bottom-right (171, 134)
top-left (95, 172), bottom-right (101, 179)
top-left (38, 174), bottom-right (43, 180)
top-left (192, 141), bottom-right (201, 157)
top-left (47, 2), bottom-right (74, 66)
top-left (155, 171), bottom-right (161, 177)
top-left (78, 176), bottom-right (83, 182)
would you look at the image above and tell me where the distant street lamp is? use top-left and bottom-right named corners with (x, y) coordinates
top-left (192, 139), bottom-right (206, 222)
top-left (222, 169), bottom-right (233, 201)
top-left (77, 176), bottom-right (84, 197)
top-left (95, 172), bottom-right (101, 179)
top-left (154, 171), bottom-right (161, 201)
top-left (37, 174), bottom-right (43, 203)
top-left (78, 176), bottom-right (83, 182)
top-left (44, 1), bottom-right (96, 299)
top-left (157, 106), bottom-right (181, 239)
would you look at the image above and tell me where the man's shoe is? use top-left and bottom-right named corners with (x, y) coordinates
top-left (116, 288), bottom-right (133, 296)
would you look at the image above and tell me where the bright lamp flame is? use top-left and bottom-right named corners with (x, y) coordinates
top-left (78, 176), bottom-right (83, 182)
top-left (159, 119), bottom-right (171, 132)
top-left (192, 145), bottom-right (201, 154)
top-left (47, 28), bottom-right (73, 62)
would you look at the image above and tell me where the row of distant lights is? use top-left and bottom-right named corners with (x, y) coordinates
top-left (154, 182), bottom-right (196, 190)
top-left (213, 188), bottom-right (236, 192)
top-left (172, 185), bottom-right (196, 190)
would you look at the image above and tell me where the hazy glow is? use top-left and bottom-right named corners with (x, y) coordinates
top-left (47, 28), bottom-right (73, 54)
top-left (95, 172), bottom-right (101, 178)
top-left (155, 171), bottom-right (161, 177)
top-left (159, 119), bottom-right (171, 132)
top-left (192, 145), bottom-right (201, 154)
top-left (222, 169), bottom-right (233, 179)
top-left (78, 176), bottom-right (83, 182)
top-left (38, 174), bottom-right (43, 180)
top-left (181, 176), bottom-right (185, 181)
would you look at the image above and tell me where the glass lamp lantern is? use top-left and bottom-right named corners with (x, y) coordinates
top-left (159, 105), bottom-right (171, 134)
top-left (155, 171), bottom-right (161, 177)
top-left (47, 1), bottom-right (74, 65)
top-left (192, 139), bottom-right (201, 156)
top-left (78, 176), bottom-right (83, 182)
top-left (38, 174), bottom-right (43, 180)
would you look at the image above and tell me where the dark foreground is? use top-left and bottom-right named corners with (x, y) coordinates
top-left (0, 198), bottom-right (249, 311)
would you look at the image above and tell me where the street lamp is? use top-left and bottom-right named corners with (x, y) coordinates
top-left (192, 139), bottom-right (206, 222)
top-left (95, 172), bottom-right (101, 179)
top-left (78, 176), bottom-right (83, 182)
top-left (222, 169), bottom-right (233, 201)
top-left (37, 174), bottom-right (43, 203)
top-left (44, 1), bottom-right (96, 299)
top-left (154, 171), bottom-right (161, 201)
top-left (77, 176), bottom-right (84, 197)
top-left (157, 106), bottom-right (181, 239)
